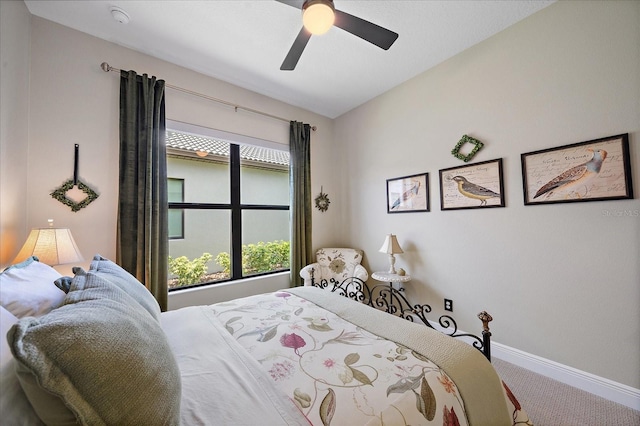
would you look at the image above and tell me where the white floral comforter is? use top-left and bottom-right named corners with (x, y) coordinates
top-left (210, 290), bottom-right (532, 426)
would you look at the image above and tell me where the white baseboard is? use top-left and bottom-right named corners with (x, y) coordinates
top-left (492, 342), bottom-right (640, 411)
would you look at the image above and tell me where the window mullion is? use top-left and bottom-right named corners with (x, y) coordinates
top-left (230, 144), bottom-right (242, 278)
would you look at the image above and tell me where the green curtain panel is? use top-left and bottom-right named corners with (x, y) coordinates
top-left (289, 121), bottom-right (313, 287)
top-left (117, 70), bottom-right (169, 311)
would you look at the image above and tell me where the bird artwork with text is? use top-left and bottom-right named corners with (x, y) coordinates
top-left (533, 149), bottom-right (607, 200)
top-left (391, 180), bottom-right (420, 210)
top-left (451, 176), bottom-right (500, 206)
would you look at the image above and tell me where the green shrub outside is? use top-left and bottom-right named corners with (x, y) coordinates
top-left (215, 252), bottom-right (230, 275)
top-left (215, 240), bottom-right (290, 275)
top-left (168, 253), bottom-right (213, 287)
top-left (169, 241), bottom-right (289, 287)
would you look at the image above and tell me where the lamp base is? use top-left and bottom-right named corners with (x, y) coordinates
top-left (387, 254), bottom-right (397, 274)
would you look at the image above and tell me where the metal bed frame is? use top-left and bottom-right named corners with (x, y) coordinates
top-left (310, 272), bottom-right (493, 361)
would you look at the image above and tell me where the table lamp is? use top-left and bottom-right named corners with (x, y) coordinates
top-left (13, 220), bottom-right (83, 266)
top-left (379, 234), bottom-right (403, 274)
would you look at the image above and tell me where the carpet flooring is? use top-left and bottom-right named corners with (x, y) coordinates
top-left (492, 358), bottom-right (640, 426)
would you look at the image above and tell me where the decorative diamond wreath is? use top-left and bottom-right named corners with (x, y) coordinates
top-left (451, 135), bottom-right (484, 162)
top-left (51, 179), bottom-right (99, 212)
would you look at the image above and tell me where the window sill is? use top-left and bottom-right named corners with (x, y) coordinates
top-left (167, 271), bottom-right (290, 311)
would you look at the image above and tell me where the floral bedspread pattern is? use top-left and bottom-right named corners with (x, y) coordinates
top-left (211, 291), bottom-right (531, 426)
top-left (212, 292), bottom-right (461, 425)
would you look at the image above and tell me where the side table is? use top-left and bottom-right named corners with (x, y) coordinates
top-left (371, 271), bottom-right (411, 290)
top-left (370, 272), bottom-right (412, 316)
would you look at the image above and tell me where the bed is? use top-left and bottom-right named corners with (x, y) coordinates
top-left (306, 272), bottom-right (494, 361)
top-left (1, 255), bottom-right (532, 425)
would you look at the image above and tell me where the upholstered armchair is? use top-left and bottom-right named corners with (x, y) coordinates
top-left (300, 248), bottom-right (368, 287)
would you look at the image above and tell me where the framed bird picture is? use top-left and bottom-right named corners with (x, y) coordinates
top-left (521, 134), bottom-right (633, 205)
top-left (439, 159), bottom-right (505, 210)
top-left (386, 172), bottom-right (429, 213)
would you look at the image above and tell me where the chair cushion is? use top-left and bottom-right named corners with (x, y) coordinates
top-left (314, 248), bottom-right (364, 282)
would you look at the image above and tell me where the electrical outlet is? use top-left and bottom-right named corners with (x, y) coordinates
top-left (444, 299), bottom-right (453, 312)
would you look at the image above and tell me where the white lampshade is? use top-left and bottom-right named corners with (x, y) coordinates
top-left (379, 234), bottom-right (403, 255)
top-left (302, 0), bottom-right (335, 35)
top-left (13, 227), bottom-right (84, 266)
top-left (379, 234), bottom-right (403, 274)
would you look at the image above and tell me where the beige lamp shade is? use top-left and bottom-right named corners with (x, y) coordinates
top-left (379, 234), bottom-right (403, 254)
top-left (13, 227), bottom-right (84, 266)
top-left (379, 234), bottom-right (403, 274)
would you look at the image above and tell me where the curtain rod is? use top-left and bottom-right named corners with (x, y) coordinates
top-left (100, 62), bottom-right (316, 131)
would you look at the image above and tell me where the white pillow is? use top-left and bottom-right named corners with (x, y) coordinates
top-left (0, 256), bottom-right (65, 318)
top-left (1, 306), bottom-right (43, 425)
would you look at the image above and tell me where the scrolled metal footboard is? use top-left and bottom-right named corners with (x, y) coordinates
top-left (309, 271), bottom-right (492, 361)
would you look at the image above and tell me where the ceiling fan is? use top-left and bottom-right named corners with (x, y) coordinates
top-left (276, 0), bottom-right (399, 70)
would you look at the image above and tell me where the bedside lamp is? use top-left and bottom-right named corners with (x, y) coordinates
top-left (13, 220), bottom-right (83, 266)
top-left (379, 234), bottom-right (403, 274)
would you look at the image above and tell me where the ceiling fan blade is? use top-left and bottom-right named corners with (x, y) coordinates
top-left (334, 9), bottom-right (398, 50)
top-left (274, 0), bottom-right (304, 9)
top-left (281, 27), bottom-right (312, 70)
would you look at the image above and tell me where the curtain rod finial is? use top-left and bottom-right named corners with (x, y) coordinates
top-left (100, 62), bottom-right (111, 72)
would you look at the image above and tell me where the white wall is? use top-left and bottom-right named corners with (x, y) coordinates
top-left (335, 0), bottom-right (640, 389)
top-left (0, 0), bottom-right (30, 265)
top-left (2, 15), bottom-right (335, 270)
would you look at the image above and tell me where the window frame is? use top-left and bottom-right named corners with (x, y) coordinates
top-left (166, 123), bottom-right (290, 290)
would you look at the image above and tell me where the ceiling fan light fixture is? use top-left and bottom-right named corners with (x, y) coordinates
top-left (302, 0), bottom-right (335, 35)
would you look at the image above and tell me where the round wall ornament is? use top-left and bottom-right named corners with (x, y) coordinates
top-left (314, 187), bottom-right (330, 212)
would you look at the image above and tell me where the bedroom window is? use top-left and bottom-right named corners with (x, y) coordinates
top-left (166, 123), bottom-right (290, 290)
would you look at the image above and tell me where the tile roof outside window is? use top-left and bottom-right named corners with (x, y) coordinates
top-left (166, 131), bottom-right (289, 166)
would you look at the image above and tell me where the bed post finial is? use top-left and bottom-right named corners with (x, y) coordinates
top-left (478, 311), bottom-right (493, 361)
top-left (478, 311), bottom-right (493, 333)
